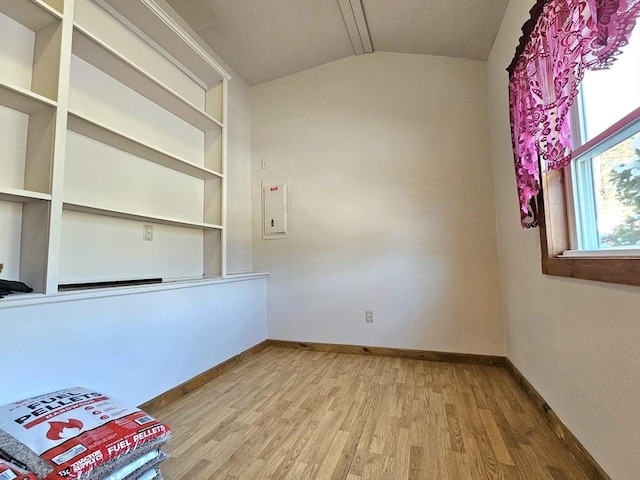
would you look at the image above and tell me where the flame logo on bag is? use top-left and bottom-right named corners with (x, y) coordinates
top-left (46, 418), bottom-right (84, 440)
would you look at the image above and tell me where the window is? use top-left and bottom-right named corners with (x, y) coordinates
top-left (566, 27), bottom-right (640, 255)
top-left (506, 0), bottom-right (640, 286)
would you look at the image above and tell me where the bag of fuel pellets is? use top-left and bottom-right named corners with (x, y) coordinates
top-left (0, 460), bottom-right (39, 480)
top-left (0, 388), bottom-right (170, 480)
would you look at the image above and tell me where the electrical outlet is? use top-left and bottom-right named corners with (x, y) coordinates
top-left (143, 224), bottom-right (153, 241)
top-left (365, 311), bottom-right (373, 323)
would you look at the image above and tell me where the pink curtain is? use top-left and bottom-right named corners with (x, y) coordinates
top-left (507, 0), bottom-right (640, 227)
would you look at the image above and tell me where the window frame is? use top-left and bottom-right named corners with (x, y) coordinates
top-left (567, 108), bottom-right (640, 252)
top-left (537, 48), bottom-right (640, 287)
top-left (537, 159), bottom-right (640, 287)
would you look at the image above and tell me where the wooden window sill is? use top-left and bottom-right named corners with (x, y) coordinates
top-left (542, 257), bottom-right (640, 286)
top-left (538, 169), bottom-right (640, 287)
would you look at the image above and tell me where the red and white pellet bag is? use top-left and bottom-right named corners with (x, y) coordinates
top-left (0, 388), bottom-right (170, 480)
top-left (0, 460), bottom-right (38, 480)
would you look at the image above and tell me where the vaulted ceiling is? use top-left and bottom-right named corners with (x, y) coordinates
top-left (165, 0), bottom-right (510, 86)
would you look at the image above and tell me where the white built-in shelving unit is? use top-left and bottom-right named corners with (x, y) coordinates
top-left (0, 0), bottom-right (231, 297)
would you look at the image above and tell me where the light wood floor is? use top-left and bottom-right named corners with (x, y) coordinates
top-left (153, 347), bottom-right (591, 480)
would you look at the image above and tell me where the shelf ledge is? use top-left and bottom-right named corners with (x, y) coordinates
top-left (67, 112), bottom-right (223, 179)
top-left (0, 82), bottom-right (57, 113)
top-left (100, 0), bottom-right (232, 85)
top-left (0, 273), bottom-right (269, 308)
top-left (0, 188), bottom-right (51, 203)
top-left (63, 202), bottom-right (223, 230)
top-left (72, 27), bottom-right (224, 132)
top-left (0, 0), bottom-right (61, 32)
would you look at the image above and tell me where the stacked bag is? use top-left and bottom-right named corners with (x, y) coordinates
top-left (0, 388), bottom-right (170, 480)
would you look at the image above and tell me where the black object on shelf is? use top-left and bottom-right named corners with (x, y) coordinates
top-left (58, 278), bottom-right (162, 291)
top-left (0, 280), bottom-right (33, 299)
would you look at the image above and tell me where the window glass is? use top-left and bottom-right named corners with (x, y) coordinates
top-left (572, 122), bottom-right (640, 251)
top-left (572, 26), bottom-right (640, 250)
top-left (600, 131), bottom-right (640, 247)
top-left (578, 26), bottom-right (640, 143)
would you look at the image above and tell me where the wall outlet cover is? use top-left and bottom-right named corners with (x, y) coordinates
top-left (143, 224), bottom-right (154, 241)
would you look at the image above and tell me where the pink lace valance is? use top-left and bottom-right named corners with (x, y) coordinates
top-left (508, 0), bottom-right (640, 227)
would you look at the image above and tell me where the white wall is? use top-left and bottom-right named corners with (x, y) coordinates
top-left (251, 52), bottom-right (505, 355)
top-left (226, 76), bottom-right (253, 273)
top-left (486, 2), bottom-right (640, 479)
top-left (0, 277), bottom-right (268, 406)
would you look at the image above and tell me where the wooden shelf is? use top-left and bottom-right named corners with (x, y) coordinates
top-left (0, 0), bottom-right (61, 32)
top-left (67, 112), bottom-right (223, 180)
top-left (0, 82), bottom-right (56, 113)
top-left (72, 27), bottom-right (224, 132)
top-left (0, 187), bottom-right (51, 203)
top-left (63, 202), bottom-right (223, 231)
